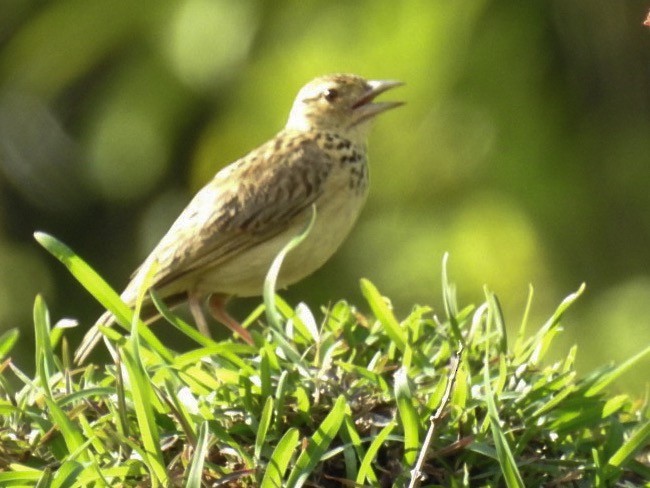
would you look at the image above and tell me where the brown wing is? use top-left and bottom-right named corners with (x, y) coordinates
top-left (121, 131), bottom-right (333, 303)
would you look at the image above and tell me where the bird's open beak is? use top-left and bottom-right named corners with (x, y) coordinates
top-left (351, 80), bottom-right (404, 126)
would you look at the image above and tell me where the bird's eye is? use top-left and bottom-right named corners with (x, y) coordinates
top-left (323, 88), bottom-right (339, 102)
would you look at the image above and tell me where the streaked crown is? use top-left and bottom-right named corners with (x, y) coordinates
top-left (286, 74), bottom-right (403, 142)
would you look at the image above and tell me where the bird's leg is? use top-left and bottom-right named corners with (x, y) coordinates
top-left (188, 292), bottom-right (212, 338)
top-left (208, 293), bottom-right (254, 345)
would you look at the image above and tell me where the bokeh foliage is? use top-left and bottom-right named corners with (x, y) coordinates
top-left (1, 1), bottom-right (649, 392)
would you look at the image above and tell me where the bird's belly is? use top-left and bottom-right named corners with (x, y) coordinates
top-left (194, 189), bottom-right (367, 297)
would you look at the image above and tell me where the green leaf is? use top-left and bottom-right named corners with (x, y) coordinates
top-left (35, 468), bottom-right (53, 488)
top-left (394, 367), bottom-right (419, 465)
top-left (607, 420), bottom-right (650, 468)
top-left (357, 422), bottom-right (395, 485)
top-left (185, 421), bottom-right (209, 488)
top-left (33, 295), bottom-right (56, 382)
top-left (120, 346), bottom-right (167, 485)
top-left (521, 283), bottom-right (585, 366)
top-left (264, 205), bottom-right (317, 330)
top-left (0, 470), bottom-right (43, 484)
top-left (483, 355), bottom-right (524, 488)
top-left (33, 232), bottom-right (172, 362)
top-left (286, 395), bottom-right (347, 487)
top-left (51, 460), bottom-right (84, 488)
top-left (360, 279), bottom-right (406, 351)
top-left (485, 288), bottom-right (507, 354)
top-left (150, 289), bottom-right (219, 348)
top-left (0, 329), bottom-right (19, 358)
top-left (513, 284), bottom-right (534, 355)
top-left (255, 396), bottom-right (275, 461)
top-left (32, 297), bottom-right (91, 464)
top-left (441, 252), bottom-right (462, 342)
top-left (261, 428), bottom-right (300, 488)
top-left (585, 343), bottom-right (650, 397)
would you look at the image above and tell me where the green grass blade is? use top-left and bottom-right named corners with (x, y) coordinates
top-left (360, 279), bottom-right (406, 351)
top-left (162, 379), bottom-right (197, 444)
top-left (51, 460), bottom-right (84, 488)
top-left (186, 421), bottom-right (209, 488)
top-left (340, 416), bottom-right (363, 482)
top-left (264, 205), bottom-right (316, 330)
top-left (485, 289), bottom-right (507, 354)
top-left (268, 329), bottom-right (310, 378)
top-left (394, 367), bottom-right (419, 465)
top-left (607, 420), bottom-right (650, 468)
top-left (39, 370), bottom-right (90, 464)
top-left (274, 370), bottom-right (289, 433)
top-left (441, 252), bottom-right (462, 342)
top-left (120, 346), bottom-right (167, 485)
top-left (32, 296), bottom-right (91, 465)
top-left (0, 328), bottom-right (19, 358)
top-left (35, 468), bottom-right (52, 488)
top-left (261, 428), bottom-right (300, 488)
top-left (34, 232), bottom-right (172, 361)
top-left (129, 257), bottom-right (158, 361)
top-left (34, 232), bottom-right (129, 323)
top-left (483, 355), bottom-right (524, 488)
top-left (356, 422), bottom-right (396, 485)
top-left (33, 295), bottom-right (56, 381)
top-left (255, 396), bottom-right (275, 461)
top-left (585, 343), bottom-right (650, 397)
top-left (150, 289), bottom-right (219, 348)
top-left (513, 284), bottom-right (534, 355)
top-left (524, 283), bottom-right (586, 365)
top-left (0, 471), bottom-right (43, 484)
top-left (286, 395), bottom-right (347, 487)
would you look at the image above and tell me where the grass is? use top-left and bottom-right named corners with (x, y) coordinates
top-left (0, 232), bottom-right (648, 486)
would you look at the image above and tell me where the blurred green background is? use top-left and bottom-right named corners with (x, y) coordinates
top-left (1, 1), bottom-right (649, 392)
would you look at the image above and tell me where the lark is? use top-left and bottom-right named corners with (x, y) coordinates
top-left (75, 74), bottom-right (403, 363)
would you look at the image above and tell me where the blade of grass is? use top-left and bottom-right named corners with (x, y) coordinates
top-left (521, 283), bottom-right (585, 366)
top-left (35, 468), bottom-right (52, 487)
top-left (51, 460), bottom-right (84, 488)
top-left (513, 284), bottom-right (534, 355)
top-left (340, 416), bottom-right (363, 482)
top-left (0, 329), bottom-right (19, 358)
top-left (585, 343), bottom-right (650, 397)
top-left (356, 422), bottom-right (396, 485)
top-left (286, 395), bottom-right (347, 488)
top-left (0, 470), bottom-right (42, 484)
top-left (150, 289), bottom-right (219, 348)
top-left (255, 396), bottom-right (275, 461)
top-left (261, 428), bottom-right (300, 488)
top-left (129, 258), bottom-right (158, 363)
top-left (33, 295), bottom-right (56, 380)
top-left (33, 297), bottom-right (91, 464)
top-left (120, 346), bottom-right (167, 486)
top-left (483, 354), bottom-right (524, 488)
top-left (274, 371), bottom-right (289, 433)
top-left (607, 420), bottom-right (650, 469)
top-left (360, 279), bottom-right (406, 351)
top-left (264, 205), bottom-right (317, 330)
top-left (485, 288), bottom-right (507, 354)
top-left (34, 232), bottom-right (172, 362)
top-left (441, 252), bottom-right (462, 342)
top-left (185, 421), bottom-right (209, 488)
top-left (394, 367), bottom-right (419, 465)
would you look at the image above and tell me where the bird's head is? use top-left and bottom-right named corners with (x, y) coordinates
top-left (286, 74), bottom-right (403, 143)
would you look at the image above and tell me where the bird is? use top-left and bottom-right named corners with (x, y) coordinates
top-left (74, 73), bottom-right (403, 363)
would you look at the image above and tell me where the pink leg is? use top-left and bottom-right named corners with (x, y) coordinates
top-left (188, 293), bottom-right (212, 338)
top-left (208, 294), bottom-right (254, 345)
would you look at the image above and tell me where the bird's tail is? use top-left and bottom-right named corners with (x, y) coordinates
top-left (74, 291), bottom-right (189, 364)
top-left (74, 310), bottom-right (116, 364)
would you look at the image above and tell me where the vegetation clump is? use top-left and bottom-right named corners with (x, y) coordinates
top-left (0, 236), bottom-right (648, 486)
